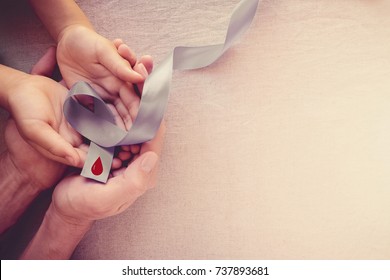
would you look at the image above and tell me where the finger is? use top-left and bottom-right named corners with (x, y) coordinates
top-left (121, 145), bottom-right (130, 152)
top-left (87, 77), bottom-right (123, 100)
top-left (118, 150), bottom-right (131, 161)
top-left (112, 158), bottom-right (122, 170)
top-left (113, 98), bottom-right (132, 129)
top-left (134, 55), bottom-right (154, 93)
top-left (139, 55), bottom-right (154, 74)
top-left (130, 144), bottom-right (141, 155)
top-left (75, 143), bottom-right (89, 166)
top-left (78, 143), bottom-right (89, 153)
top-left (31, 142), bottom-right (86, 168)
top-left (117, 43), bottom-right (137, 67)
top-left (108, 151), bottom-right (159, 207)
top-left (22, 120), bottom-right (82, 167)
top-left (112, 167), bottom-right (126, 177)
top-left (61, 119), bottom-right (83, 148)
top-left (113, 38), bottom-right (124, 48)
top-left (133, 63), bottom-right (148, 80)
top-left (31, 46), bottom-right (57, 76)
top-left (107, 103), bottom-right (126, 130)
top-left (58, 122), bottom-right (86, 166)
top-left (116, 84), bottom-right (140, 130)
top-left (113, 39), bottom-right (138, 67)
top-left (97, 42), bottom-right (144, 84)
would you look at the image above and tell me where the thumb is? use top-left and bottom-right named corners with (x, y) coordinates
top-left (110, 151), bottom-right (159, 202)
top-left (30, 46), bottom-right (57, 77)
top-left (98, 41), bottom-right (144, 84)
top-left (23, 121), bottom-right (82, 167)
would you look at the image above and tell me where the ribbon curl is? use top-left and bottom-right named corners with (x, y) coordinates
top-left (64, 0), bottom-right (260, 182)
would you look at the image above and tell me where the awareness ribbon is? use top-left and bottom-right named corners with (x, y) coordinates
top-left (64, 0), bottom-right (260, 182)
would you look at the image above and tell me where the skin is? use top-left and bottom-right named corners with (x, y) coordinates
top-left (1, 0), bottom-right (164, 259)
top-left (1, 44), bottom-right (165, 259)
top-left (19, 48), bottom-right (165, 259)
top-left (0, 43), bottom-right (157, 232)
top-left (20, 122), bottom-right (165, 259)
top-left (0, 0), bottom-right (152, 167)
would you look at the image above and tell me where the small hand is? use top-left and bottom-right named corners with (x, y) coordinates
top-left (3, 47), bottom-right (86, 189)
top-left (57, 25), bottom-right (148, 101)
top-left (6, 48), bottom-right (85, 167)
top-left (57, 26), bottom-right (153, 150)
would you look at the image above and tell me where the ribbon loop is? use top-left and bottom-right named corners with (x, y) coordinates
top-left (64, 81), bottom-right (128, 148)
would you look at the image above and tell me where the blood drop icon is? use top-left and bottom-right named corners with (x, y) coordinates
top-left (91, 157), bottom-right (103, 176)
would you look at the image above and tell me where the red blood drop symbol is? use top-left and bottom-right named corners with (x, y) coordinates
top-left (91, 157), bottom-right (103, 176)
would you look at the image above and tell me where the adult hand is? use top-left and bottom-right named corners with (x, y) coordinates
top-left (19, 122), bottom-right (164, 260)
top-left (51, 121), bottom-right (165, 223)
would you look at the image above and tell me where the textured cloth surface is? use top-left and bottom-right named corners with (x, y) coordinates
top-left (1, 0), bottom-right (390, 259)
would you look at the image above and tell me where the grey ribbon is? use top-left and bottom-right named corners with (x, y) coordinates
top-left (64, 0), bottom-right (260, 182)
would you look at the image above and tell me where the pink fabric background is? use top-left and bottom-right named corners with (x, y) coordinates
top-left (1, 0), bottom-right (390, 259)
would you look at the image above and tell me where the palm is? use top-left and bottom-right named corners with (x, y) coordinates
top-left (52, 174), bottom-right (138, 221)
top-left (57, 26), bottom-right (140, 100)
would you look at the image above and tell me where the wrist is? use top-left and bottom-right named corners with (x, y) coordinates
top-left (0, 152), bottom-right (41, 233)
top-left (5, 147), bottom-right (57, 192)
top-left (57, 23), bottom-right (94, 45)
top-left (0, 151), bottom-right (35, 192)
top-left (21, 203), bottom-right (93, 259)
top-left (50, 202), bottom-right (93, 230)
top-left (29, 0), bottom-right (94, 43)
top-left (0, 65), bottom-right (29, 110)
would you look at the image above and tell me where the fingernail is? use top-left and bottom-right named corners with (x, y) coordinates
top-left (140, 153), bottom-right (158, 173)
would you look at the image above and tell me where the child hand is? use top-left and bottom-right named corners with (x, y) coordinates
top-left (56, 26), bottom-right (154, 154)
top-left (6, 72), bottom-right (85, 167)
top-left (2, 49), bottom-right (82, 191)
top-left (57, 25), bottom-right (148, 101)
